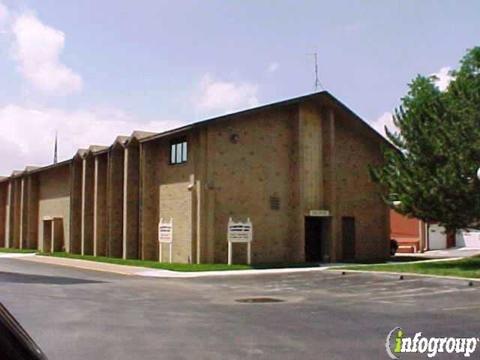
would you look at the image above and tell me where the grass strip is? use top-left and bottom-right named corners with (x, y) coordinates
top-left (336, 256), bottom-right (480, 279)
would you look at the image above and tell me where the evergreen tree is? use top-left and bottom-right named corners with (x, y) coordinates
top-left (372, 47), bottom-right (480, 231)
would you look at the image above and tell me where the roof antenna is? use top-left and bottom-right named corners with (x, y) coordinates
top-left (53, 131), bottom-right (58, 164)
top-left (308, 52), bottom-right (324, 92)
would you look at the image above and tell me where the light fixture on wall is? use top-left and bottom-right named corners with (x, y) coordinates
top-left (230, 133), bottom-right (240, 144)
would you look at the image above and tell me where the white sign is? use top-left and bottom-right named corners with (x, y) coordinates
top-left (309, 209), bottom-right (330, 217)
top-left (227, 217), bottom-right (253, 265)
top-left (158, 218), bottom-right (173, 263)
top-left (159, 218), bottom-right (173, 243)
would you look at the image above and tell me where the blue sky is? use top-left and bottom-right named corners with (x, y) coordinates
top-left (0, 0), bottom-right (478, 173)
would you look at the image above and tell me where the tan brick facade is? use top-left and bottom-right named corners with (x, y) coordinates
top-left (38, 164), bottom-right (70, 252)
top-left (0, 92), bottom-right (390, 264)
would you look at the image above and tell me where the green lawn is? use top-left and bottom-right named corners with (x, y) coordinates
top-left (337, 256), bottom-right (480, 279)
top-left (0, 247), bottom-right (37, 253)
top-left (37, 252), bottom-right (253, 271)
top-left (37, 252), bottom-right (321, 272)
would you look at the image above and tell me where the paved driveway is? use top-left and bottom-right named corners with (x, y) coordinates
top-left (396, 247), bottom-right (480, 259)
top-left (0, 258), bottom-right (479, 359)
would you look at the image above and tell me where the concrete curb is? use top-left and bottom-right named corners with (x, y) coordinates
top-left (329, 268), bottom-right (480, 283)
top-left (0, 253), bottom-right (36, 258)
top-left (383, 257), bottom-right (464, 265)
top-left (10, 253), bottom-right (475, 280)
top-left (12, 254), bottom-right (337, 278)
top-left (135, 266), bottom-right (333, 278)
top-left (15, 255), bottom-right (146, 276)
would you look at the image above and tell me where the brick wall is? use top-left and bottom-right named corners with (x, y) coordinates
top-left (333, 109), bottom-right (390, 260)
top-left (0, 94), bottom-right (390, 264)
top-left (38, 164), bottom-right (71, 252)
top-left (203, 107), bottom-right (297, 264)
top-left (157, 136), bottom-right (194, 263)
top-left (0, 182), bottom-right (6, 247)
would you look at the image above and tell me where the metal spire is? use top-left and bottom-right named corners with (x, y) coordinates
top-left (53, 131), bottom-right (58, 164)
top-left (309, 52), bottom-right (324, 91)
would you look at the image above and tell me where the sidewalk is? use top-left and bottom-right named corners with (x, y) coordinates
top-left (17, 254), bottom-right (151, 276)
top-left (395, 247), bottom-right (480, 260)
top-left (15, 254), bottom-right (334, 278)
top-left (0, 252), bottom-right (36, 259)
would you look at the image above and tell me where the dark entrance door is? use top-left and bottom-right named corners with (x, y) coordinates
top-left (342, 217), bottom-right (356, 261)
top-left (305, 217), bottom-right (323, 262)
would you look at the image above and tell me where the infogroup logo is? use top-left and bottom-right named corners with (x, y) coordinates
top-left (385, 327), bottom-right (479, 359)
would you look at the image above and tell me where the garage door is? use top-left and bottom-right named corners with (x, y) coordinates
top-left (428, 224), bottom-right (447, 250)
top-left (456, 230), bottom-right (480, 249)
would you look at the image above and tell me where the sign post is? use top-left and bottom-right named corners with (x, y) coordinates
top-left (158, 218), bottom-right (173, 263)
top-left (227, 217), bottom-right (253, 265)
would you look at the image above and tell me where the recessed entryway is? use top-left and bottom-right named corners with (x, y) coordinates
top-left (305, 216), bottom-right (324, 262)
top-left (42, 217), bottom-right (64, 253)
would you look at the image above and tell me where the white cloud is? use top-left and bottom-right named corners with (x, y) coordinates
top-left (0, 2), bottom-right (10, 35)
top-left (0, 104), bottom-right (183, 175)
top-left (193, 74), bottom-right (259, 115)
top-left (370, 112), bottom-right (397, 138)
top-left (267, 62), bottom-right (279, 73)
top-left (11, 13), bottom-right (82, 95)
top-left (0, 2), bottom-right (8, 25)
top-left (0, 3), bottom-right (188, 175)
top-left (430, 66), bottom-right (454, 92)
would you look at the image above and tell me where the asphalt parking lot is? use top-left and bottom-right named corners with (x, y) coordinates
top-left (1, 258), bottom-right (479, 360)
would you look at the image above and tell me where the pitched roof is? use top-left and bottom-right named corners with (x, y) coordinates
top-left (0, 91), bottom-right (391, 180)
top-left (89, 145), bottom-right (109, 154)
top-left (131, 130), bottom-right (156, 140)
top-left (138, 91), bottom-right (390, 147)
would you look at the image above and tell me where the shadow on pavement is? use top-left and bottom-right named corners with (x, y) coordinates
top-left (0, 271), bottom-right (106, 285)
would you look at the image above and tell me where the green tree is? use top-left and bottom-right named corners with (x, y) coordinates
top-left (372, 47), bottom-right (480, 231)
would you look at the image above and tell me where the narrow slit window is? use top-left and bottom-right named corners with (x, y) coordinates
top-left (170, 144), bottom-right (176, 164)
top-left (182, 142), bottom-right (188, 162)
top-left (170, 138), bottom-right (188, 164)
top-left (176, 143), bottom-right (182, 163)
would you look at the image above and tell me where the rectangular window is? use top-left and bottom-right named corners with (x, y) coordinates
top-left (182, 142), bottom-right (187, 162)
top-left (170, 138), bottom-right (188, 164)
top-left (176, 143), bottom-right (182, 163)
